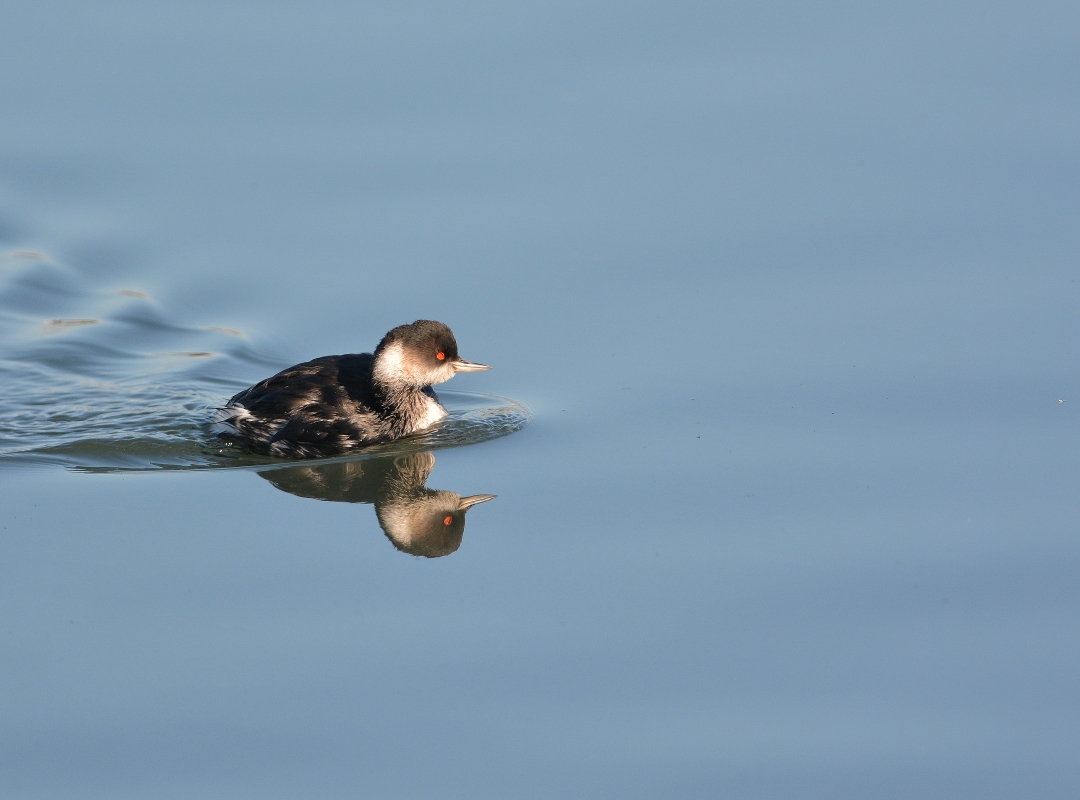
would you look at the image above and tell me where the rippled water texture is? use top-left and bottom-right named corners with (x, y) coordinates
top-left (0, 250), bottom-right (527, 470)
top-left (2, 1), bottom-right (1079, 797)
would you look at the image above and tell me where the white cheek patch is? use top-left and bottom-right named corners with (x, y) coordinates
top-left (415, 366), bottom-right (448, 386)
top-left (372, 340), bottom-right (406, 384)
top-left (414, 361), bottom-right (457, 387)
top-left (376, 340), bottom-right (457, 387)
top-left (414, 357), bottom-right (456, 387)
top-left (434, 362), bottom-right (458, 385)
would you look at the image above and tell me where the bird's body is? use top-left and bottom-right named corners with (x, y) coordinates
top-left (212, 320), bottom-right (489, 458)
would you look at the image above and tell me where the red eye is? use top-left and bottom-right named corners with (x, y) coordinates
top-left (443, 515), bottom-right (452, 525)
top-left (436, 352), bottom-right (445, 360)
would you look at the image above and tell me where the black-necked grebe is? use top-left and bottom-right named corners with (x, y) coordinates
top-left (212, 320), bottom-right (490, 458)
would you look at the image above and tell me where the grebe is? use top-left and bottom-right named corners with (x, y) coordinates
top-left (212, 320), bottom-right (489, 457)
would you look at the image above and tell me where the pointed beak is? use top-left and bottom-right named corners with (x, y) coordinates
top-left (452, 358), bottom-right (492, 372)
top-left (459, 493), bottom-right (497, 509)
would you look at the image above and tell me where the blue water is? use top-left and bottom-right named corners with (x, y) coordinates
top-left (2, 2), bottom-right (1079, 797)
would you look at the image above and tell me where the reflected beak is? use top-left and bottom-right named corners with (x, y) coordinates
top-left (459, 494), bottom-right (497, 509)
top-left (452, 358), bottom-right (491, 372)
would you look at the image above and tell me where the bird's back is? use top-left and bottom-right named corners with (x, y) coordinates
top-left (216, 353), bottom-right (386, 457)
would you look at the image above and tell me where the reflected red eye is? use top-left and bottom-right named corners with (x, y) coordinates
top-left (436, 352), bottom-right (445, 360)
top-left (443, 515), bottom-right (452, 525)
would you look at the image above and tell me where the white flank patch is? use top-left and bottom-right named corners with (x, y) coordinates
top-left (417, 395), bottom-right (448, 429)
top-left (210, 405), bottom-right (251, 435)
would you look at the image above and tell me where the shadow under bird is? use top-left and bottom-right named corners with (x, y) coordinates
top-left (259, 451), bottom-right (495, 558)
top-left (213, 320), bottom-right (490, 458)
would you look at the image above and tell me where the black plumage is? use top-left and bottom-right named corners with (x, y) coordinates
top-left (213, 320), bottom-right (490, 458)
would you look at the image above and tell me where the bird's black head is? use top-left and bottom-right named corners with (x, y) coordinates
top-left (374, 320), bottom-right (490, 388)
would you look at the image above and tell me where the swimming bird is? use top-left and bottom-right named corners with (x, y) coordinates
top-left (212, 320), bottom-right (490, 457)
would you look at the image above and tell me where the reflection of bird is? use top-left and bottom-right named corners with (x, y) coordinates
top-left (213, 320), bottom-right (490, 457)
top-left (259, 451), bottom-right (495, 558)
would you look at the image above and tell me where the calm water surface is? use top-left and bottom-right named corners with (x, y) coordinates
top-left (1, 2), bottom-right (1079, 797)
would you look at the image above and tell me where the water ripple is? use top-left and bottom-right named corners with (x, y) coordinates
top-left (0, 251), bottom-right (528, 471)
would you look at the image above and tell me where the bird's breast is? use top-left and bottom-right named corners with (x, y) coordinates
top-left (414, 394), bottom-right (448, 430)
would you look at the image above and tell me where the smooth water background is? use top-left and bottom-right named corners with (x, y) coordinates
top-left (2, 2), bottom-right (1079, 797)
